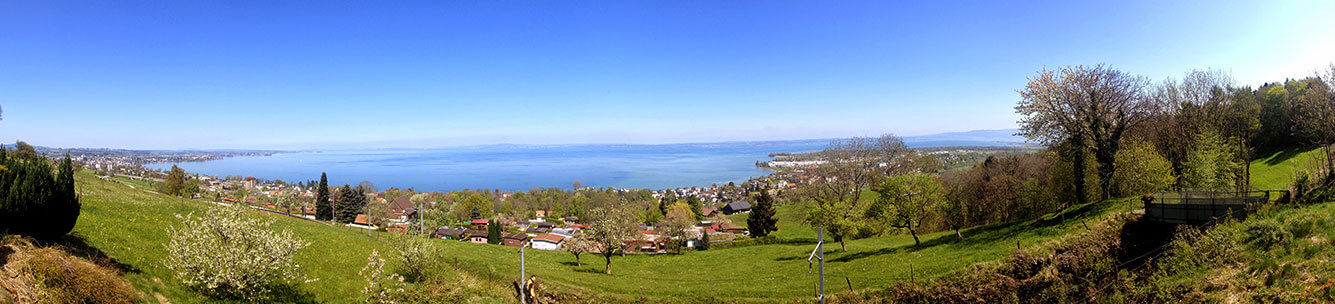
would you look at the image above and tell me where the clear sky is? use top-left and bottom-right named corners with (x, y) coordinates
top-left (2, 1), bottom-right (1333, 150)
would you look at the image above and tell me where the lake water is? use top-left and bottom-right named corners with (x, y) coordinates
top-left (147, 141), bottom-right (831, 191)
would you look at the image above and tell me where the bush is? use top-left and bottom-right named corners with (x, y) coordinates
top-left (359, 249), bottom-right (408, 303)
top-left (387, 231), bottom-right (441, 282)
top-left (165, 204), bottom-right (310, 301)
top-left (0, 149), bottom-right (80, 240)
top-left (1242, 217), bottom-right (1291, 251)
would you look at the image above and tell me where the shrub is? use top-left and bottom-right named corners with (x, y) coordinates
top-left (165, 204), bottom-right (310, 301)
top-left (1242, 217), bottom-right (1291, 251)
top-left (387, 231), bottom-right (441, 282)
top-left (0, 149), bottom-right (80, 240)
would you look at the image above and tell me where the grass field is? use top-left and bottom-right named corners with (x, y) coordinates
top-left (1250, 147), bottom-right (1327, 190)
top-left (72, 169), bottom-right (1139, 303)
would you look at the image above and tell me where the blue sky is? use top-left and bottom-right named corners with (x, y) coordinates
top-left (2, 1), bottom-right (1333, 150)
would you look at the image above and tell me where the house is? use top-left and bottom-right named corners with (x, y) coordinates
top-left (389, 197), bottom-right (417, 222)
top-left (465, 229), bottom-right (489, 244)
top-left (720, 224), bottom-right (747, 234)
top-left (561, 217), bottom-right (579, 226)
top-left (534, 210), bottom-right (549, 220)
top-left (434, 228), bottom-right (466, 240)
top-left (721, 201), bottom-right (752, 215)
top-left (530, 233), bottom-right (565, 250)
top-left (502, 233), bottom-right (528, 247)
top-left (550, 228), bottom-right (577, 237)
top-left (701, 207), bottom-right (719, 217)
top-left (525, 226), bottom-right (551, 235)
top-left (354, 214), bottom-right (371, 226)
top-left (471, 219), bottom-right (491, 230)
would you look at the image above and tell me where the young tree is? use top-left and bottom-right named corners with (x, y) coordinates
top-left (746, 191), bottom-right (778, 238)
top-left (562, 233), bottom-right (593, 267)
top-left (486, 219), bottom-right (502, 245)
top-left (587, 208), bottom-right (637, 274)
top-left (316, 172), bottom-right (332, 221)
top-left (386, 231), bottom-right (440, 282)
top-left (1016, 65), bottom-right (1153, 203)
top-left (697, 230), bottom-right (711, 251)
top-left (873, 173), bottom-right (944, 247)
top-left (1111, 139), bottom-right (1175, 196)
top-left (1180, 130), bottom-right (1240, 189)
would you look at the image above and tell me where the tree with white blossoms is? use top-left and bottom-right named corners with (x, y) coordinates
top-left (359, 249), bottom-right (408, 303)
top-left (165, 204), bottom-right (310, 301)
top-left (586, 207), bottom-right (638, 274)
top-left (386, 231), bottom-right (440, 282)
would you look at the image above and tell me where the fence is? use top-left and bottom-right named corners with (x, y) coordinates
top-left (1145, 190), bottom-right (1287, 224)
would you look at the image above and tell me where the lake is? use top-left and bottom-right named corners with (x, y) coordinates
top-left (147, 141), bottom-right (831, 191)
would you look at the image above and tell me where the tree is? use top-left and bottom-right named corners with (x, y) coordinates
top-left (746, 191), bottom-right (778, 238)
top-left (1293, 64), bottom-right (1335, 178)
top-left (1111, 139), bottom-right (1175, 196)
top-left (799, 136), bottom-right (904, 251)
top-left (660, 202), bottom-right (695, 253)
top-left (386, 231), bottom-right (439, 282)
top-left (698, 230), bottom-right (711, 250)
top-left (686, 196), bottom-right (703, 219)
top-left (486, 219), bottom-right (502, 245)
top-left (1180, 130), bottom-right (1240, 190)
top-left (49, 154), bottom-right (80, 238)
top-left (356, 180), bottom-right (377, 193)
top-left (12, 141), bottom-right (36, 160)
top-left (336, 185), bottom-right (367, 223)
top-left (316, 173), bottom-right (332, 221)
top-left (1016, 65), bottom-right (1152, 203)
top-left (587, 208), bottom-right (637, 274)
top-left (936, 171), bottom-right (971, 241)
top-left (562, 234), bottom-right (593, 267)
top-left (572, 180), bottom-right (582, 190)
top-left (0, 149), bottom-right (81, 240)
top-left (165, 165), bottom-right (187, 197)
top-left (873, 173), bottom-right (944, 246)
top-left (165, 204), bottom-right (308, 301)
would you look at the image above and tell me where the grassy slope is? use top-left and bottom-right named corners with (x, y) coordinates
top-left (1249, 147), bottom-right (1326, 190)
top-left (78, 169), bottom-right (1134, 303)
top-left (75, 171), bottom-right (513, 303)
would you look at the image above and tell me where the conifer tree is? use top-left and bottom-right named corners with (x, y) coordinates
top-left (336, 185), bottom-right (366, 223)
top-left (747, 191), bottom-right (778, 238)
top-left (316, 172), bottom-right (331, 221)
top-left (486, 220), bottom-right (502, 245)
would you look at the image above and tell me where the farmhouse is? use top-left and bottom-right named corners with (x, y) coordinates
top-left (388, 197), bottom-right (417, 222)
top-left (502, 232), bottom-right (528, 247)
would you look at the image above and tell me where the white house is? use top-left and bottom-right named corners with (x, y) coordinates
top-left (530, 233), bottom-right (565, 250)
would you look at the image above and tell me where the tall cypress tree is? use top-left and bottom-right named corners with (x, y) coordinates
top-left (486, 220), bottom-right (502, 244)
top-left (49, 154), bottom-right (80, 238)
top-left (315, 172), bottom-right (331, 221)
top-left (747, 191), bottom-right (778, 238)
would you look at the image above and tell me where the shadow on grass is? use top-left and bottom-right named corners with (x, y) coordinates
top-left (266, 284), bottom-right (320, 304)
top-left (573, 268), bottom-right (606, 274)
top-left (825, 199), bottom-right (1120, 263)
top-left (40, 233), bottom-right (141, 275)
top-left (1258, 147), bottom-right (1320, 166)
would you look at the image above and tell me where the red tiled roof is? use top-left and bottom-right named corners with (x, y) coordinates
top-left (471, 219), bottom-right (490, 224)
top-left (354, 214), bottom-right (369, 225)
top-left (533, 233), bottom-right (565, 243)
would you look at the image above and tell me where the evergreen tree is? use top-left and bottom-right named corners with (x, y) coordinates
top-left (486, 220), bottom-right (502, 245)
top-left (49, 154), bottom-right (81, 238)
top-left (747, 191), bottom-right (778, 238)
top-left (0, 147), bottom-right (80, 240)
top-left (316, 172), bottom-right (331, 221)
top-left (686, 196), bottom-right (703, 219)
top-left (336, 185), bottom-right (366, 223)
top-left (698, 231), bottom-right (711, 250)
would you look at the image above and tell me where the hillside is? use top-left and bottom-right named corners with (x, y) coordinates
top-left (69, 170), bottom-right (1137, 303)
top-left (1250, 147), bottom-right (1327, 190)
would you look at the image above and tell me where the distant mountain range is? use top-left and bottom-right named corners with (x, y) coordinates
top-left (902, 129), bottom-right (1031, 148)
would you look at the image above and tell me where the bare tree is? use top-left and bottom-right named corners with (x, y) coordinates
top-left (1016, 65), bottom-right (1152, 203)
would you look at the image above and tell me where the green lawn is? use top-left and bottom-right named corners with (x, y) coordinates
top-left (1250, 147), bottom-right (1326, 190)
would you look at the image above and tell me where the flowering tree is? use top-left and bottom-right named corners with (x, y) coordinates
top-left (165, 205), bottom-right (309, 301)
top-left (359, 249), bottom-right (407, 303)
top-left (386, 231), bottom-right (439, 282)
